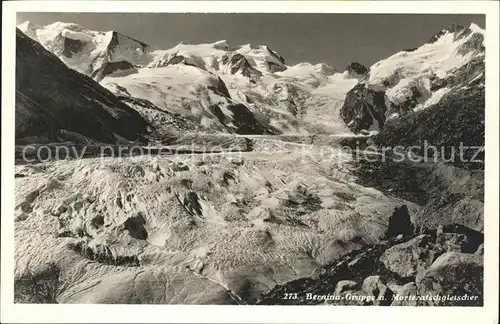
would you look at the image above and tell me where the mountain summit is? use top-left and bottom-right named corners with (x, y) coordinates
top-left (13, 19), bottom-right (486, 307)
top-left (15, 28), bottom-right (149, 144)
top-left (18, 21), bottom-right (152, 79)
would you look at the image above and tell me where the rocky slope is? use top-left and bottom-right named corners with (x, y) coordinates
top-left (341, 23), bottom-right (485, 135)
top-left (258, 216), bottom-right (484, 306)
top-left (15, 28), bottom-right (149, 145)
top-left (18, 21), bottom-right (151, 79)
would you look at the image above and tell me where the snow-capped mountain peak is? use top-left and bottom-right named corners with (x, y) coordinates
top-left (17, 21), bottom-right (152, 79)
top-left (17, 20), bottom-right (367, 135)
top-left (341, 23), bottom-right (485, 133)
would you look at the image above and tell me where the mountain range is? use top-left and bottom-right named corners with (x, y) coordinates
top-left (17, 20), bottom-right (484, 144)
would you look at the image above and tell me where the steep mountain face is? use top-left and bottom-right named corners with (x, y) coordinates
top-left (18, 21), bottom-right (151, 79)
top-left (19, 22), bottom-right (364, 135)
top-left (15, 28), bottom-right (149, 144)
top-left (18, 21), bottom-right (485, 139)
top-left (90, 60), bottom-right (138, 82)
top-left (220, 52), bottom-right (263, 83)
top-left (374, 61), bottom-right (485, 169)
top-left (14, 139), bottom-right (424, 304)
top-left (341, 23), bottom-right (485, 134)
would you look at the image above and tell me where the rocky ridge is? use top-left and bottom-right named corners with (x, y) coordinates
top-left (15, 28), bottom-right (149, 145)
top-left (340, 23), bottom-right (484, 136)
top-left (257, 207), bottom-right (484, 306)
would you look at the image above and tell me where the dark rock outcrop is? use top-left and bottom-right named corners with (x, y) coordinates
top-left (346, 62), bottom-right (368, 76)
top-left (69, 241), bottom-right (140, 267)
top-left (124, 213), bottom-right (148, 240)
top-left (207, 76), bottom-right (232, 99)
top-left (208, 103), bottom-right (267, 135)
top-left (221, 53), bottom-right (263, 83)
top-left (227, 104), bottom-right (268, 135)
top-left (403, 47), bottom-right (418, 53)
top-left (14, 263), bottom-right (60, 303)
top-left (183, 192), bottom-right (203, 217)
top-left (267, 61), bottom-right (287, 73)
top-left (340, 83), bottom-right (387, 132)
top-left (266, 46), bottom-right (286, 65)
top-left (203, 75), bottom-right (269, 135)
top-left (61, 37), bottom-right (87, 58)
top-left (107, 30), bottom-right (149, 55)
top-left (156, 54), bottom-right (200, 69)
top-left (457, 32), bottom-right (484, 56)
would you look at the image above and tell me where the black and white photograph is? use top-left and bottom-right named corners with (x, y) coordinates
top-left (1, 1), bottom-right (499, 323)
